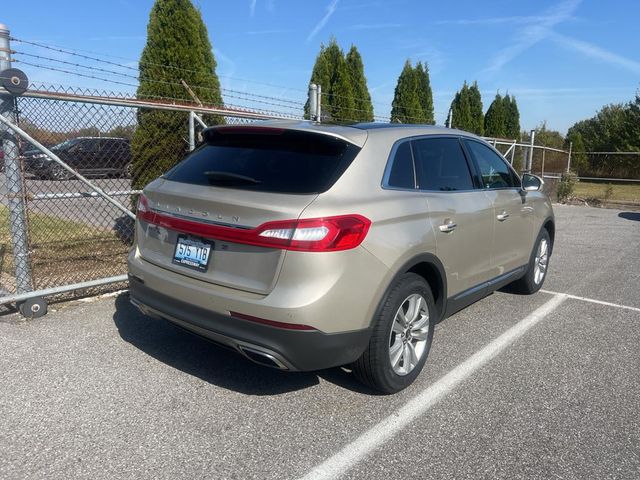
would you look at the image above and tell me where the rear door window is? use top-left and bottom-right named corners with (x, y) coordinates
top-left (164, 128), bottom-right (360, 194)
top-left (412, 137), bottom-right (474, 191)
top-left (464, 140), bottom-right (520, 189)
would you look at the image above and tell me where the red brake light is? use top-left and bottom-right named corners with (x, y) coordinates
top-left (136, 196), bottom-right (370, 253)
top-left (255, 215), bottom-right (371, 251)
top-left (136, 194), bottom-right (154, 223)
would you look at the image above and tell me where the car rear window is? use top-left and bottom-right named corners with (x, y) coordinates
top-left (163, 128), bottom-right (361, 194)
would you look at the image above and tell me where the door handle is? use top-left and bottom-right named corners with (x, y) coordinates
top-left (496, 211), bottom-right (509, 221)
top-left (439, 220), bottom-right (457, 233)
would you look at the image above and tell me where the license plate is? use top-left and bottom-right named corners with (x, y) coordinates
top-left (172, 234), bottom-right (213, 272)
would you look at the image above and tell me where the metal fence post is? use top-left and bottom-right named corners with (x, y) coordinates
top-left (316, 84), bottom-right (322, 123)
top-left (188, 111), bottom-right (195, 151)
top-left (309, 83), bottom-right (317, 122)
top-left (0, 23), bottom-right (33, 294)
top-left (527, 129), bottom-right (535, 173)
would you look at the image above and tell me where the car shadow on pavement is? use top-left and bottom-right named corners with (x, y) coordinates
top-left (112, 293), bottom-right (373, 395)
top-left (618, 212), bottom-right (640, 221)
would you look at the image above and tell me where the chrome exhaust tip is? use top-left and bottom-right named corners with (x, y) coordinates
top-left (237, 345), bottom-right (289, 370)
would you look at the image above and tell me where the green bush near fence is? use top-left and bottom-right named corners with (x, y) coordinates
top-left (557, 171), bottom-right (579, 203)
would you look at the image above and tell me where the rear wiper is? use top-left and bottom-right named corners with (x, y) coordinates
top-left (203, 171), bottom-right (261, 185)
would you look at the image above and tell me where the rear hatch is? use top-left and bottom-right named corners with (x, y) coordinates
top-left (136, 125), bottom-right (362, 294)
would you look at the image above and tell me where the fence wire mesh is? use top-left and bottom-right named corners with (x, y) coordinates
top-left (0, 83), bottom-right (298, 300)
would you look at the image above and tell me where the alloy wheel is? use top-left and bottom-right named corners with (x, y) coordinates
top-left (388, 293), bottom-right (430, 376)
top-left (534, 238), bottom-right (549, 285)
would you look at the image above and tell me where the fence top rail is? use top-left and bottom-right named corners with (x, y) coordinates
top-left (489, 140), bottom-right (568, 154)
top-left (578, 151), bottom-right (640, 155)
top-left (542, 174), bottom-right (640, 182)
top-left (22, 88), bottom-right (296, 121)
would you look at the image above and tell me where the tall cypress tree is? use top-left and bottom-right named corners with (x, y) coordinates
top-left (391, 60), bottom-right (424, 123)
top-left (484, 93), bottom-right (506, 138)
top-left (504, 94), bottom-right (521, 139)
top-left (345, 46), bottom-right (374, 122)
top-left (449, 82), bottom-right (474, 132)
top-left (131, 0), bottom-right (223, 190)
top-left (304, 44), bottom-right (330, 119)
top-left (468, 81), bottom-right (484, 135)
top-left (415, 62), bottom-right (435, 125)
top-left (305, 38), bottom-right (358, 122)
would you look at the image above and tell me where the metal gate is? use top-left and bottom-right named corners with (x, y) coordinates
top-left (0, 81), bottom-right (299, 315)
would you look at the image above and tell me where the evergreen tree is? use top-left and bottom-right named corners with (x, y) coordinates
top-left (468, 81), bottom-right (484, 135)
top-left (484, 93), bottom-right (506, 138)
top-left (504, 94), bottom-right (521, 139)
top-left (415, 62), bottom-right (435, 124)
top-left (304, 44), bottom-right (330, 119)
top-left (391, 60), bottom-right (424, 123)
top-left (345, 46), bottom-right (374, 122)
top-left (565, 130), bottom-right (588, 174)
top-left (305, 39), bottom-right (358, 122)
top-left (449, 82), bottom-right (473, 132)
top-left (131, 0), bottom-right (223, 190)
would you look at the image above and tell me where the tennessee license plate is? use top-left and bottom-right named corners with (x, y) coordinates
top-left (172, 234), bottom-right (213, 272)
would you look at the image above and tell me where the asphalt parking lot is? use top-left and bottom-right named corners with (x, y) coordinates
top-left (1, 204), bottom-right (639, 480)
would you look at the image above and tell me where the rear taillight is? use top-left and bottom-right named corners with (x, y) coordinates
top-left (255, 215), bottom-right (371, 251)
top-left (136, 194), bottom-right (370, 252)
top-left (136, 194), bottom-right (154, 223)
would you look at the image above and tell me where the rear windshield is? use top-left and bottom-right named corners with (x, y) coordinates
top-left (163, 128), bottom-right (361, 194)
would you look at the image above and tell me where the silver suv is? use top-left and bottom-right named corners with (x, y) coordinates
top-left (128, 122), bottom-right (554, 393)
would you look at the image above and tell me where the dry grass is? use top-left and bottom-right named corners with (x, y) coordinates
top-left (1, 206), bottom-right (129, 292)
top-left (573, 181), bottom-right (640, 203)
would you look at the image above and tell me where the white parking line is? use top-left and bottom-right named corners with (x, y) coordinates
top-left (299, 294), bottom-right (567, 480)
top-left (541, 289), bottom-right (640, 313)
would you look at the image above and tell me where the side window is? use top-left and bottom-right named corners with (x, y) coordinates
top-left (465, 141), bottom-right (519, 189)
top-left (386, 141), bottom-right (415, 189)
top-left (412, 137), bottom-right (474, 191)
top-left (103, 140), bottom-right (125, 155)
top-left (81, 139), bottom-right (100, 152)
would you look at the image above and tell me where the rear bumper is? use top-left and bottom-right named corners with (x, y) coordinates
top-left (128, 278), bottom-right (371, 371)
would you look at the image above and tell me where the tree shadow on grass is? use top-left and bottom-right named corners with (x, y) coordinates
top-left (112, 292), bottom-right (375, 396)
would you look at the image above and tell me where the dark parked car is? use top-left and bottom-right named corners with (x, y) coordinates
top-left (22, 137), bottom-right (131, 180)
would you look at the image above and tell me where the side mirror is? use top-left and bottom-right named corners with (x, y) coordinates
top-left (521, 173), bottom-right (543, 192)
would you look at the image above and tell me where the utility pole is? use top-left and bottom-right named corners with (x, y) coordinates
top-left (0, 23), bottom-right (33, 294)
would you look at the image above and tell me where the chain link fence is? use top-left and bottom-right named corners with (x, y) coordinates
top-left (1, 82), bottom-right (300, 309)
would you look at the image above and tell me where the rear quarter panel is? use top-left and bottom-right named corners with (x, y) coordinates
top-left (301, 132), bottom-right (439, 329)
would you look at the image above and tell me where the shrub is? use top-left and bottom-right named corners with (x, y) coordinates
top-left (557, 171), bottom-right (578, 203)
top-left (603, 184), bottom-right (614, 201)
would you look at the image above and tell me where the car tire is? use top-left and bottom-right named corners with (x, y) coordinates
top-left (510, 228), bottom-right (551, 294)
top-left (48, 163), bottom-right (73, 181)
top-left (353, 273), bottom-right (436, 394)
top-left (122, 162), bottom-right (133, 178)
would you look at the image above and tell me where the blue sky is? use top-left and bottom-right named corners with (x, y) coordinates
top-left (4, 0), bottom-right (640, 133)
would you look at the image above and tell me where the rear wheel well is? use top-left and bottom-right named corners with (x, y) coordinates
top-left (407, 262), bottom-right (444, 320)
top-left (543, 219), bottom-right (555, 252)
